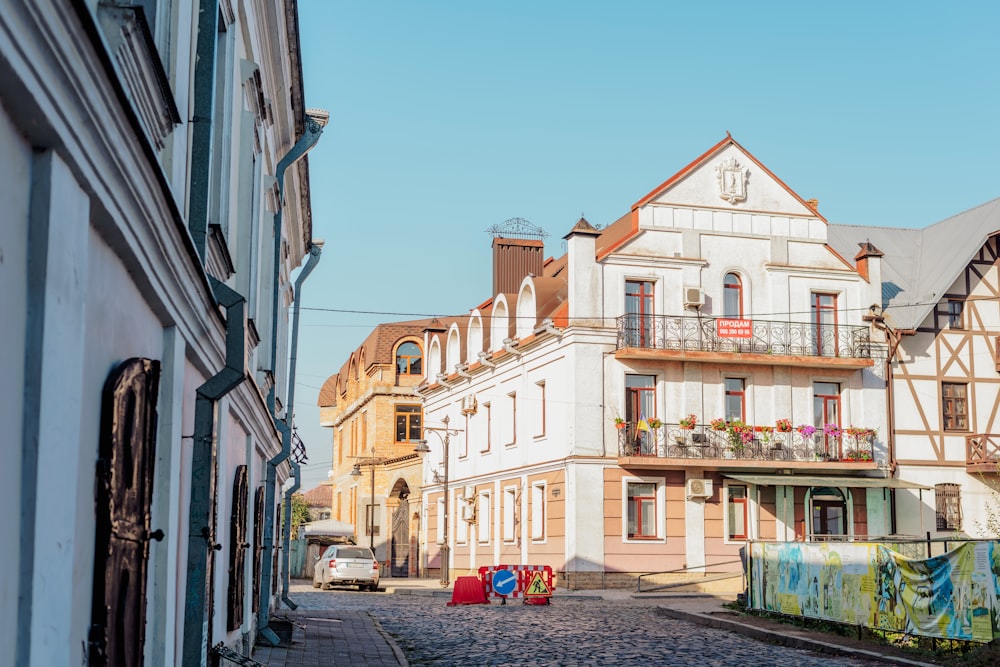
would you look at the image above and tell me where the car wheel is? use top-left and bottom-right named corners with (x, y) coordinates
top-left (313, 579), bottom-right (321, 589)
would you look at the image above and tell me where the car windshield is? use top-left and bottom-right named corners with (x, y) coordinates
top-left (335, 547), bottom-right (372, 559)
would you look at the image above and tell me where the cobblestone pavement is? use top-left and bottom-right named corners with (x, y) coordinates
top-left (289, 583), bottom-right (884, 666)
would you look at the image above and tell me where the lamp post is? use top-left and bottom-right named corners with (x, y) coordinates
top-left (415, 415), bottom-right (461, 587)
top-left (350, 447), bottom-right (379, 552)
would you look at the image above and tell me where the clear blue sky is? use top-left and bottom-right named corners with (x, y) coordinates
top-left (291, 0), bottom-right (999, 488)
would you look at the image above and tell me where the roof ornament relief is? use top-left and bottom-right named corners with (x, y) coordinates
top-left (716, 157), bottom-right (749, 205)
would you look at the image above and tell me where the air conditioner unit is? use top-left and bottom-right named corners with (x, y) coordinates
top-left (464, 485), bottom-right (475, 499)
top-left (460, 503), bottom-right (476, 523)
top-left (461, 394), bottom-right (478, 415)
top-left (686, 478), bottom-right (713, 499)
top-left (684, 287), bottom-right (705, 309)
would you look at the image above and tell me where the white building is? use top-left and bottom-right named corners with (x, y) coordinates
top-left (829, 198), bottom-right (1000, 539)
top-left (416, 136), bottom-right (916, 589)
top-left (1, 0), bottom-right (322, 664)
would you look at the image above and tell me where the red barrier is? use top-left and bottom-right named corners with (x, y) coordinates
top-left (446, 575), bottom-right (489, 606)
top-left (478, 564), bottom-right (554, 604)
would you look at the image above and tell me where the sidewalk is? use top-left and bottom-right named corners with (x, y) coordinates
top-left (249, 579), bottom-right (943, 667)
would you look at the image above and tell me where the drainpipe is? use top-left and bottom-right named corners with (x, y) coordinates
top-left (258, 113), bottom-right (326, 644)
top-left (182, 278), bottom-right (246, 667)
top-left (279, 241), bottom-right (323, 608)
top-left (187, 0), bottom-right (220, 261)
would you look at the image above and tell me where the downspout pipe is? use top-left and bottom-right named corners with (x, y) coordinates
top-left (187, 0), bottom-right (220, 261)
top-left (182, 278), bottom-right (246, 667)
top-left (280, 241), bottom-right (323, 608)
top-left (258, 114), bottom-right (326, 643)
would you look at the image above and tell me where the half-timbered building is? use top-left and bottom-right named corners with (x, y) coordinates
top-left (829, 199), bottom-right (1000, 538)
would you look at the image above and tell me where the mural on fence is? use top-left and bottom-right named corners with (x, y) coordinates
top-left (749, 541), bottom-right (1000, 643)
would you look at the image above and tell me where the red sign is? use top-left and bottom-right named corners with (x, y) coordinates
top-left (717, 318), bottom-right (752, 338)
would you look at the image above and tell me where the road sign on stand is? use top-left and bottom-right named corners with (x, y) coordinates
top-left (492, 569), bottom-right (517, 597)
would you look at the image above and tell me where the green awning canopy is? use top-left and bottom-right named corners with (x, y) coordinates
top-left (724, 474), bottom-right (930, 490)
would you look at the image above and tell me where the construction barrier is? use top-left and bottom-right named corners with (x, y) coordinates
top-left (478, 564), bottom-right (554, 605)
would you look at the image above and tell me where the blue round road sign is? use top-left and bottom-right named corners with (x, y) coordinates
top-left (491, 569), bottom-right (517, 596)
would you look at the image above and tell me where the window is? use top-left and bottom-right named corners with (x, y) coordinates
top-left (536, 381), bottom-right (546, 438)
top-left (811, 292), bottom-right (839, 356)
top-left (809, 487), bottom-right (846, 540)
top-left (813, 382), bottom-right (841, 455)
top-left (482, 402), bottom-right (492, 453)
top-left (459, 414), bottom-right (469, 458)
top-left (727, 485), bottom-right (748, 540)
top-left (942, 383), bottom-right (968, 431)
top-left (507, 391), bottom-right (517, 446)
top-left (947, 300), bottom-right (964, 330)
top-left (626, 481), bottom-right (658, 539)
top-left (625, 280), bottom-right (655, 347)
top-left (457, 495), bottom-right (469, 544)
top-left (365, 504), bottom-right (380, 536)
top-left (724, 378), bottom-right (745, 422)
top-left (625, 375), bottom-right (656, 455)
top-left (723, 273), bottom-right (743, 318)
top-left (503, 487), bottom-right (517, 542)
top-left (935, 483), bottom-right (962, 531)
top-left (531, 483), bottom-right (546, 541)
top-left (478, 492), bottom-right (491, 543)
top-left (436, 498), bottom-right (446, 544)
top-left (394, 404), bottom-right (422, 442)
top-left (396, 341), bottom-right (422, 375)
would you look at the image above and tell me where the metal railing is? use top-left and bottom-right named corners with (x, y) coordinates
top-left (637, 558), bottom-right (745, 593)
top-left (617, 423), bottom-right (875, 463)
top-left (616, 314), bottom-right (872, 359)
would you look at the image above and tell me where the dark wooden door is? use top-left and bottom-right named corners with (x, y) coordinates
top-left (89, 358), bottom-right (160, 667)
top-left (252, 486), bottom-right (264, 612)
top-left (227, 465), bottom-right (249, 630)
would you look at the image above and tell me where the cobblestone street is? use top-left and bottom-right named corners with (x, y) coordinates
top-left (289, 583), bottom-right (883, 666)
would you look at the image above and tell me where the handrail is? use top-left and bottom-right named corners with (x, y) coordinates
top-left (636, 558), bottom-right (744, 593)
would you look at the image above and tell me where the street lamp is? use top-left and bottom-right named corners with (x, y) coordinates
top-left (350, 447), bottom-right (379, 552)
top-left (415, 415), bottom-right (461, 587)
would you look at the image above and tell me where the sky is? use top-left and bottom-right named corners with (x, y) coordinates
top-left (290, 0), bottom-right (1000, 490)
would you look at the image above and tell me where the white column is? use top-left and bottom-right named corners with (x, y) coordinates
top-left (24, 150), bottom-right (90, 666)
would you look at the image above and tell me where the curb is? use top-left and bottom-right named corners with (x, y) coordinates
top-left (368, 613), bottom-right (410, 667)
top-left (657, 606), bottom-right (940, 667)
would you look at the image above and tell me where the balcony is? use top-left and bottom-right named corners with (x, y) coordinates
top-left (967, 434), bottom-right (1000, 473)
top-left (616, 422), bottom-right (878, 471)
top-left (615, 315), bottom-right (874, 369)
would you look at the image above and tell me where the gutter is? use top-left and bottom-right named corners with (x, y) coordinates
top-left (258, 113), bottom-right (326, 645)
top-left (181, 278), bottom-right (246, 667)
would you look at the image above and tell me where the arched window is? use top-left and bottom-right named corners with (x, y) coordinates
top-left (723, 273), bottom-right (743, 318)
top-left (396, 342), bottom-right (422, 375)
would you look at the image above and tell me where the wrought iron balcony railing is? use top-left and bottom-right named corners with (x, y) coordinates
top-left (616, 314), bottom-right (872, 359)
top-left (617, 422), bottom-right (875, 463)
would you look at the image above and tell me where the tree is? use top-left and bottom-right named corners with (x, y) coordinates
top-left (281, 493), bottom-right (311, 536)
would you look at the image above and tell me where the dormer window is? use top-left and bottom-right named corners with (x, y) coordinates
top-left (396, 342), bottom-right (422, 375)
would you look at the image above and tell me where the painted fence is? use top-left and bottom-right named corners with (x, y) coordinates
top-left (749, 541), bottom-right (1000, 642)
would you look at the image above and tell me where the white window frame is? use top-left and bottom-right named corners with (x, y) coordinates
top-left (502, 486), bottom-right (517, 543)
top-left (621, 476), bottom-right (666, 544)
top-left (456, 493), bottom-right (469, 544)
top-left (530, 482), bottom-right (546, 542)
top-left (478, 491), bottom-right (491, 544)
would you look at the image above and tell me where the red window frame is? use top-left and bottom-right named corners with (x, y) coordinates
top-left (627, 482), bottom-right (658, 539)
top-left (942, 383), bottom-right (969, 431)
top-left (723, 273), bottom-right (743, 318)
top-left (727, 485), bottom-right (748, 540)
top-left (625, 280), bottom-right (655, 347)
top-left (813, 382), bottom-right (841, 455)
top-left (724, 377), bottom-right (745, 422)
top-left (811, 292), bottom-right (839, 356)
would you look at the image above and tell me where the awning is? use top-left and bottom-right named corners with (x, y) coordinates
top-left (724, 474), bottom-right (930, 490)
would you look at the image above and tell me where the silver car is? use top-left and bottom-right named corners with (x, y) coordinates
top-left (312, 545), bottom-right (380, 591)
